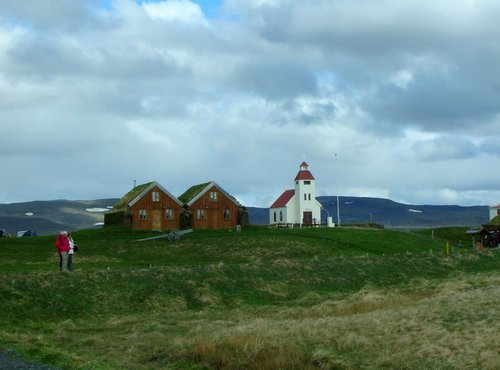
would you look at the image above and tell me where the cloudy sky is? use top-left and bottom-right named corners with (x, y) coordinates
top-left (1, 0), bottom-right (499, 207)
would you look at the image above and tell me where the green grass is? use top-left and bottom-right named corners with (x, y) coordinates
top-left (0, 226), bottom-right (499, 369)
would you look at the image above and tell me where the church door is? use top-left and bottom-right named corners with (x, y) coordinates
top-left (302, 211), bottom-right (313, 226)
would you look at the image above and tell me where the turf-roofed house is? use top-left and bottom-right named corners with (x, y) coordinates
top-left (179, 181), bottom-right (244, 230)
top-left (105, 181), bottom-right (184, 230)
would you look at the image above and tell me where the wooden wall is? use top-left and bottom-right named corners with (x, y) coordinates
top-left (188, 185), bottom-right (240, 229)
top-left (129, 185), bottom-right (183, 230)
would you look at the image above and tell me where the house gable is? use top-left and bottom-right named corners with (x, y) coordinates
top-left (129, 181), bottom-right (183, 208)
top-left (180, 181), bottom-right (240, 208)
top-left (178, 182), bottom-right (211, 205)
top-left (112, 182), bottom-right (153, 211)
top-left (180, 181), bottom-right (241, 229)
top-left (111, 181), bottom-right (183, 230)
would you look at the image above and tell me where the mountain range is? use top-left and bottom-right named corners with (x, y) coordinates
top-left (0, 196), bottom-right (490, 236)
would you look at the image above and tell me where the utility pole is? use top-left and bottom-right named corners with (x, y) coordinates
top-left (335, 153), bottom-right (341, 227)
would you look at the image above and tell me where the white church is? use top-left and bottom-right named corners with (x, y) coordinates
top-left (269, 161), bottom-right (322, 226)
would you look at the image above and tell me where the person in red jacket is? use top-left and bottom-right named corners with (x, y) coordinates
top-left (55, 231), bottom-right (70, 272)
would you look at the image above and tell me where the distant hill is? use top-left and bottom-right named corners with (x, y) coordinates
top-left (248, 196), bottom-right (490, 228)
top-left (0, 199), bottom-right (119, 236)
top-left (0, 196), bottom-right (490, 235)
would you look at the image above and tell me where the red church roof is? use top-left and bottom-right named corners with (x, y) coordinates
top-left (294, 170), bottom-right (315, 180)
top-left (294, 161), bottom-right (315, 180)
top-left (270, 189), bottom-right (295, 208)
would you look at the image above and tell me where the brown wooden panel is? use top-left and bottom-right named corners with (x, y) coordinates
top-left (188, 185), bottom-right (239, 229)
top-left (129, 185), bottom-right (183, 230)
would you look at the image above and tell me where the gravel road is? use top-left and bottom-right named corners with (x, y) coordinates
top-left (0, 349), bottom-right (59, 370)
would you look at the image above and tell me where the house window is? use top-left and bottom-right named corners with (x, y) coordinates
top-left (197, 209), bottom-right (205, 220)
top-left (139, 209), bottom-right (147, 220)
top-left (279, 211), bottom-right (283, 222)
top-left (223, 209), bottom-right (230, 219)
top-left (273, 212), bottom-right (277, 222)
top-left (152, 191), bottom-right (160, 202)
top-left (165, 209), bottom-right (173, 220)
top-left (210, 191), bottom-right (217, 201)
top-left (304, 181), bottom-right (311, 185)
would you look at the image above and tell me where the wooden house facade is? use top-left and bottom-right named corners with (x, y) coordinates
top-left (110, 181), bottom-right (184, 230)
top-left (107, 180), bottom-right (244, 231)
top-left (179, 182), bottom-right (241, 230)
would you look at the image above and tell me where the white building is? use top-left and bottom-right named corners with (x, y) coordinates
top-left (489, 204), bottom-right (500, 220)
top-left (269, 161), bottom-right (322, 226)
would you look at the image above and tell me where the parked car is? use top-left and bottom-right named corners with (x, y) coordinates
top-left (0, 229), bottom-right (5, 237)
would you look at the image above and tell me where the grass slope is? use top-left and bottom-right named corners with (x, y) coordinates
top-left (0, 226), bottom-right (499, 369)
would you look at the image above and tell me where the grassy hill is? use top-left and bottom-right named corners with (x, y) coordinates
top-left (0, 199), bottom-right (119, 236)
top-left (1, 226), bottom-right (499, 369)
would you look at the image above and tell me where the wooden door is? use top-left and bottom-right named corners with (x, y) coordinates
top-left (208, 210), bottom-right (219, 229)
top-left (151, 210), bottom-right (162, 230)
top-left (303, 211), bottom-right (313, 226)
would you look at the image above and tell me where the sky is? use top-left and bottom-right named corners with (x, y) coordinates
top-left (1, 0), bottom-right (499, 208)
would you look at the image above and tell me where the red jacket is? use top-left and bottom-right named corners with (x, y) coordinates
top-left (55, 234), bottom-right (70, 253)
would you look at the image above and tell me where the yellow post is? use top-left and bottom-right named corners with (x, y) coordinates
top-left (445, 241), bottom-right (450, 256)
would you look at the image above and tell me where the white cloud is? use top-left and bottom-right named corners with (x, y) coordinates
top-left (0, 0), bottom-right (499, 207)
top-left (389, 70), bottom-right (413, 89)
top-left (142, 0), bottom-right (206, 25)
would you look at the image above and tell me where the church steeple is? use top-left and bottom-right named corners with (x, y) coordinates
top-left (294, 161), bottom-right (318, 226)
top-left (295, 161), bottom-right (315, 181)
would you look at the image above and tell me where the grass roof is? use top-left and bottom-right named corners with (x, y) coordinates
top-left (112, 182), bottom-right (153, 211)
top-left (178, 182), bottom-right (211, 205)
top-left (486, 215), bottom-right (500, 227)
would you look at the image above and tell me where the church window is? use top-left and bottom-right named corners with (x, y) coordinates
top-left (304, 194), bottom-right (307, 200)
top-left (274, 212), bottom-right (277, 222)
top-left (280, 211), bottom-right (283, 222)
top-left (304, 181), bottom-right (311, 185)
top-left (308, 194), bottom-right (311, 200)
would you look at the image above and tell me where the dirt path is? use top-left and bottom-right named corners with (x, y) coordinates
top-left (0, 349), bottom-right (59, 370)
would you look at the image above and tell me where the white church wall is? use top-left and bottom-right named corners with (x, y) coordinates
top-left (269, 207), bottom-right (289, 224)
